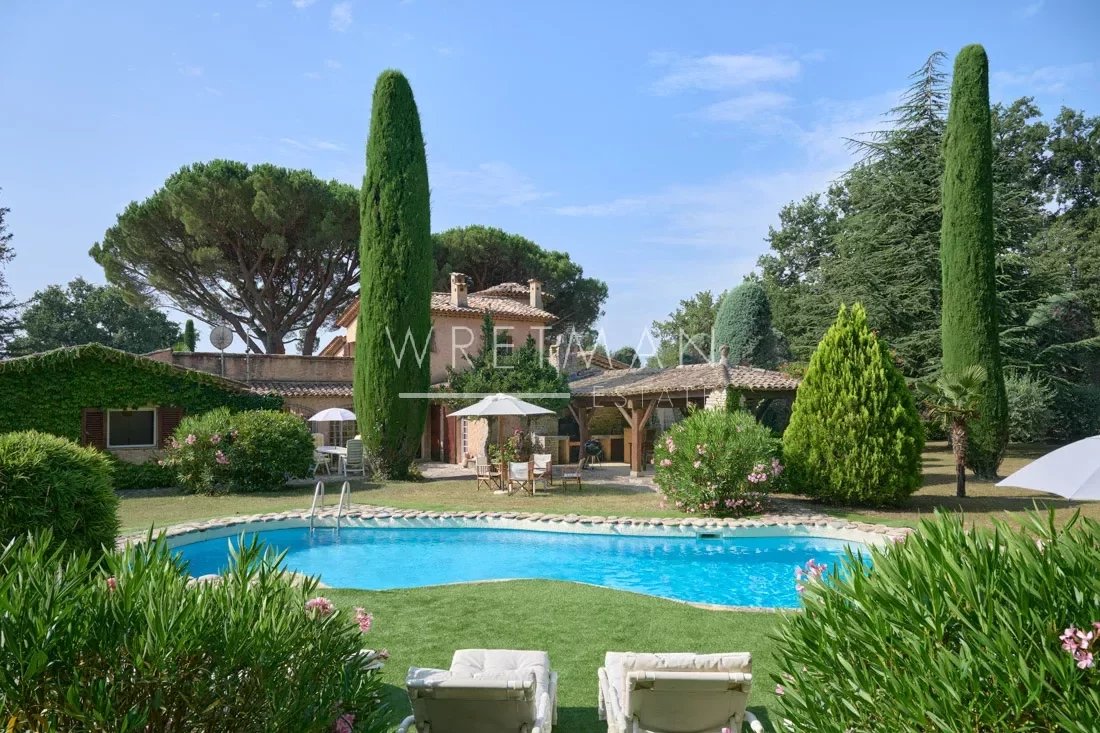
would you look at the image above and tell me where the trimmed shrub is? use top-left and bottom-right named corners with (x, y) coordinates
top-left (0, 431), bottom-right (118, 556)
top-left (783, 304), bottom-right (923, 506)
top-left (710, 281), bottom-right (778, 367)
top-left (772, 512), bottom-right (1100, 732)
top-left (1005, 373), bottom-right (1057, 443)
top-left (654, 409), bottom-right (782, 516)
top-left (0, 532), bottom-right (388, 732)
top-left (1053, 383), bottom-right (1100, 441)
top-left (164, 409), bottom-right (313, 494)
top-left (225, 409), bottom-right (314, 492)
top-left (106, 454), bottom-right (177, 490)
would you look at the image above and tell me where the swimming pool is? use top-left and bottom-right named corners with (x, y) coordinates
top-left (174, 525), bottom-right (863, 608)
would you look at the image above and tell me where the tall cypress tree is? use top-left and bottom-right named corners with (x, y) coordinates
top-left (940, 45), bottom-right (1007, 479)
top-left (183, 319), bottom-right (197, 351)
top-left (355, 70), bottom-right (433, 478)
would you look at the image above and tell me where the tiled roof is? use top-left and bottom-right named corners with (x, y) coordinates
top-left (317, 335), bottom-right (346, 357)
top-left (250, 381), bottom-right (353, 398)
top-left (473, 282), bottom-right (530, 297)
top-left (335, 291), bottom-right (555, 327)
top-left (568, 362), bottom-right (799, 397)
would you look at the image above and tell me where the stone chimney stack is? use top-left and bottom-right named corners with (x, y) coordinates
top-left (719, 344), bottom-right (730, 366)
top-left (528, 279), bottom-right (543, 309)
top-left (450, 272), bottom-right (468, 308)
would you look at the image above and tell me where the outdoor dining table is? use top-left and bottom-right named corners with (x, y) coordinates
top-left (316, 445), bottom-right (347, 474)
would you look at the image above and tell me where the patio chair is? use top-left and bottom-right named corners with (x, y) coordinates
top-left (312, 432), bottom-right (326, 449)
top-left (341, 438), bottom-right (366, 477)
top-left (475, 455), bottom-right (502, 491)
top-left (532, 453), bottom-right (553, 488)
top-left (508, 461), bottom-right (534, 495)
top-left (310, 450), bottom-right (331, 477)
top-left (554, 462), bottom-right (582, 491)
top-left (398, 649), bottom-right (557, 733)
top-left (597, 651), bottom-right (762, 733)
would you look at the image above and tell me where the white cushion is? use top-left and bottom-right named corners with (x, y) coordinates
top-left (450, 649), bottom-right (551, 696)
top-left (603, 651), bottom-right (752, 708)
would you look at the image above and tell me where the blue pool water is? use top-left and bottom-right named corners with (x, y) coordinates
top-left (175, 526), bottom-right (862, 608)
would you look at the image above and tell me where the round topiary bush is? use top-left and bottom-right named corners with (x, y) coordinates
top-left (783, 303), bottom-right (923, 506)
top-left (653, 408), bottom-right (783, 516)
top-left (0, 430), bottom-right (119, 555)
top-left (224, 409), bottom-right (314, 492)
top-left (773, 512), bottom-right (1100, 731)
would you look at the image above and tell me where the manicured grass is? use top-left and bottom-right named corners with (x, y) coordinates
top-left (324, 581), bottom-right (785, 732)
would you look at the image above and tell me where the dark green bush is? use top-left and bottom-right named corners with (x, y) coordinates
top-left (1005, 373), bottom-right (1057, 443)
top-left (226, 409), bottom-right (314, 492)
top-left (0, 532), bottom-right (388, 732)
top-left (773, 512), bottom-right (1100, 732)
top-left (1053, 383), bottom-right (1100, 441)
top-left (0, 431), bottom-right (119, 555)
top-left (107, 454), bottom-right (176, 490)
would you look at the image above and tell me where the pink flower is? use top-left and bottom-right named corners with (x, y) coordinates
top-left (210, 434), bottom-right (221, 444)
top-left (1075, 650), bottom-right (1094, 669)
top-left (106, 577), bottom-right (117, 592)
top-left (185, 434), bottom-right (197, 445)
top-left (168, 437), bottom-right (178, 449)
top-left (660, 458), bottom-right (672, 468)
top-left (664, 437), bottom-right (676, 453)
top-left (355, 607), bottom-right (373, 633)
top-left (696, 443), bottom-right (707, 456)
top-left (693, 460), bottom-right (702, 469)
top-left (215, 450), bottom-right (229, 465)
top-left (333, 713), bottom-right (356, 733)
top-left (775, 684), bottom-right (785, 696)
top-left (305, 596), bottom-right (335, 617)
top-left (770, 458), bottom-right (784, 476)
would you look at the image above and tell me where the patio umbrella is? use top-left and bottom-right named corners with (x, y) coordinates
top-left (308, 407), bottom-right (357, 446)
top-left (996, 436), bottom-right (1100, 500)
top-left (448, 394), bottom-right (555, 485)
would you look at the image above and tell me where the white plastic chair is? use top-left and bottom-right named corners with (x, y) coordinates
top-left (341, 438), bottom-right (366, 477)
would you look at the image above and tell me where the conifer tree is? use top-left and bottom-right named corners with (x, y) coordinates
top-left (354, 70), bottom-right (433, 478)
top-left (783, 304), bottom-right (924, 505)
top-left (710, 281), bottom-right (778, 367)
top-left (183, 320), bottom-right (197, 351)
top-left (940, 44), bottom-right (1008, 478)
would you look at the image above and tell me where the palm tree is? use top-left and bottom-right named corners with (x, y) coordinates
top-left (918, 365), bottom-right (987, 498)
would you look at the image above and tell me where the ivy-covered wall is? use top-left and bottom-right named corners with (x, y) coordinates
top-left (0, 344), bottom-right (281, 442)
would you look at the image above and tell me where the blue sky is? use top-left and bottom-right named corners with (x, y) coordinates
top-left (2, 0), bottom-right (1098, 352)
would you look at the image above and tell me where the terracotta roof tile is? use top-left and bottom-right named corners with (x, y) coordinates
top-left (473, 282), bottom-right (530, 297)
top-left (568, 362), bottom-right (799, 397)
top-left (250, 381), bottom-right (353, 398)
top-left (335, 290), bottom-right (556, 327)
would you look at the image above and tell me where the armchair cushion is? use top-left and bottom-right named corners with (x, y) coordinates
top-left (604, 651), bottom-right (752, 709)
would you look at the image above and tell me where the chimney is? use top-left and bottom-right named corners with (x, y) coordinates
top-left (719, 344), bottom-right (730, 366)
top-left (450, 272), bottom-right (468, 308)
top-left (528, 278), bottom-right (543, 309)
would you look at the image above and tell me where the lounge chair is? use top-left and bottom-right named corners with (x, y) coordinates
top-left (398, 649), bottom-right (558, 733)
top-left (341, 438), bottom-right (366, 477)
top-left (475, 455), bottom-right (502, 491)
top-left (597, 651), bottom-right (763, 733)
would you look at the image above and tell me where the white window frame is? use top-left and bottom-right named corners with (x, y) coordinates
top-left (106, 408), bottom-right (158, 448)
top-left (460, 418), bottom-right (469, 459)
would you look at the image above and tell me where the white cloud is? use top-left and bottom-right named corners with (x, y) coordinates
top-left (698, 91), bottom-right (793, 122)
top-left (324, 58), bottom-right (342, 69)
top-left (330, 2), bottom-right (352, 31)
top-left (302, 71), bottom-right (322, 80)
top-left (280, 137), bottom-right (345, 152)
top-left (992, 62), bottom-right (1095, 95)
top-left (292, 0), bottom-right (318, 8)
top-left (433, 162), bottom-right (550, 208)
top-left (179, 64), bottom-right (204, 77)
top-left (1017, 0), bottom-right (1044, 18)
top-left (649, 52), bottom-right (800, 95)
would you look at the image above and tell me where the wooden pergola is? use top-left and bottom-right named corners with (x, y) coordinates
top-left (567, 359), bottom-right (799, 476)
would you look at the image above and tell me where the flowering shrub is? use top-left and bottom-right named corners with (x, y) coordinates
top-left (163, 408), bottom-right (313, 494)
top-left (653, 408), bottom-right (782, 517)
top-left (0, 531), bottom-right (388, 732)
top-left (772, 511), bottom-right (1100, 732)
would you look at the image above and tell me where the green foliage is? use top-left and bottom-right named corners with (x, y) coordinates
top-left (610, 346), bottom-right (639, 368)
top-left (648, 290), bottom-right (720, 367)
top-left (772, 512), bottom-right (1100, 732)
top-left (433, 225), bottom-right (609, 335)
top-left (1053, 384), bottom-right (1100, 441)
top-left (0, 431), bottom-right (118, 556)
top-left (588, 406), bottom-right (627, 435)
top-left (653, 409), bottom-right (782, 517)
top-left (92, 160), bottom-right (360, 354)
top-left (0, 532), bottom-right (388, 732)
top-left (940, 44), bottom-right (1008, 478)
top-left (183, 319), bottom-right (197, 351)
top-left (225, 410), bottom-right (314, 492)
top-left (0, 192), bottom-right (18, 355)
top-left (164, 409), bottom-right (312, 494)
top-left (448, 331), bottom-right (571, 413)
top-left (8, 277), bottom-right (180, 356)
top-left (0, 344), bottom-right (279, 441)
top-left (1005, 373), bottom-right (1057, 443)
top-left (107, 454), bottom-right (176, 491)
top-left (710, 281), bottom-right (779, 367)
top-left (355, 70), bottom-right (433, 479)
top-left (783, 304), bottom-right (923, 506)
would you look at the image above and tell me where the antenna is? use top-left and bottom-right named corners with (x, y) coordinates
top-left (209, 325), bottom-right (234, 376)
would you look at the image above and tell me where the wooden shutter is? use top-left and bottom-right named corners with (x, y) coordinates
top-left (81, 409), bottom-right (106, 450)
top-left (158, 406), bottom-right (184, 448)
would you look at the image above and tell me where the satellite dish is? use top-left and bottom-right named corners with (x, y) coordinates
top-left (209, 325), bottom-right (234, 351)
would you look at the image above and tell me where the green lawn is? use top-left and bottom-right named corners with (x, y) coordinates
top-left (325, 581), bottom-right (784, 732)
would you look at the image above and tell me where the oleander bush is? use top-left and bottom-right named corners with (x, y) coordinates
top-left (0, 531), bottom-right (389, 732)
top-left (772, 512), bottom-right (1100, 732)
top-left (163, 408), bottom-right (313, 494)
top-left (653, 408), bottom-right (782, 516)
top-left (0, 431), bottom-right (118, 556)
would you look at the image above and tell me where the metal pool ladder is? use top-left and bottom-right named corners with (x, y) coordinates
top-left (308, 480), bottom-right (353, 531)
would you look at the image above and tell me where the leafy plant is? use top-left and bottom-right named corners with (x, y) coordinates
top-left (0, 531), bottom-right (388, 732)
top-left (107, 454), bottom-right (177, 491)
top-left (710, 281), bottom-right (781, 368)
top-left (772, 511), bottom-right (1100, 732)
top-left (783, 304), bottom-right (924, 506)
top-left (653, 409), bottom-right (782, 517)
top-left (1004, 372), bottom-right (1057, 443)
top-left (0, 431), bottom-right (118, 557)
top-left (162, 408), bottom-right (234, 494)
top-left (917, 365), bottom-right (987, 497)
top-left (226, 409), bottom-right (314, 492)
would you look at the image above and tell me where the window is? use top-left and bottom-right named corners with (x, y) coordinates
top-left (107, 409), bottom-right (157, 448)
top-left (460, 418), bottom-right (469, 459)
